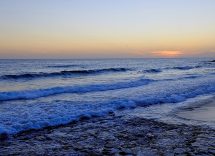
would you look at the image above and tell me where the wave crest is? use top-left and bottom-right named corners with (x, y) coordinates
top-left (1, 68), bottom-right (129, 80)
top-left (171, 66), bottom-right (201, 70)
top-left (144, 69), bottom-right (162, 73)
top-left (0, 78), bottom-right (153, 101)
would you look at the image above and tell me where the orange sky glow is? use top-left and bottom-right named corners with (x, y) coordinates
top-left (152, 51), bottom-right (183, 58)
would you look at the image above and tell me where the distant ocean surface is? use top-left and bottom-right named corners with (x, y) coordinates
top-left (0, 58), bottom-right (215, 135)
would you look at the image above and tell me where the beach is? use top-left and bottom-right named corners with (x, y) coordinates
top-left (0, 115), bottom-right (214, 155)
top-left (1, 96), bottom-right (215, 155)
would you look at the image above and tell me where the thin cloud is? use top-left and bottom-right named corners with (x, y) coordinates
top-left (152, 50), bottom-right (183, 58)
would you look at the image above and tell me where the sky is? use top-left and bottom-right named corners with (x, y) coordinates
top-left (0, 0), bottom-right (215, 58)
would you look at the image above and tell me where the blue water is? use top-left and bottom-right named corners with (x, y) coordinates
top-left (0, 58), bottom-right (215, 135)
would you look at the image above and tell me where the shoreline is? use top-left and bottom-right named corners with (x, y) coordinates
top-left (0, 112), bottom-right (215, 155)
top-left (175, 97), bottom-right (215, 122)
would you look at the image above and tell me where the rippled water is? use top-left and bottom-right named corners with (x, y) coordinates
top-left (0, 58), bottom-right (215, 135)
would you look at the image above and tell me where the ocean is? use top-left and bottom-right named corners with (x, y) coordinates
top-left (0, 58), bottom-right (215, 135)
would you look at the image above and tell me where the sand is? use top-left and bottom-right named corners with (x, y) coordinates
top-left (1, 96), bottom-right (215, 155)
top-left (176, 97), bottom-right (215, 122)
top-left (0, 113), bottom-right (215, 155)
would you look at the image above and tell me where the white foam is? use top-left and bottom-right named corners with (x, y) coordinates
top-left (0, 75), bottom-right (215, 135)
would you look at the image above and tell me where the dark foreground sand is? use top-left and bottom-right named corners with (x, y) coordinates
top-left (0, 112), bottom-right (215, 155)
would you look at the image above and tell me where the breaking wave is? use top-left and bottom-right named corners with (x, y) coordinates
top-left (0, 74), bottom-right (203, 102)
top-left (1, 76), bottom-right (215, 136)
top-left (0, 78), bottom-right (153, 101)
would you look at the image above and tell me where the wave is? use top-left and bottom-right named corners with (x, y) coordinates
top-left (0, 78), bottom-right (153, 101)
top-left (140, 65), bottom-right (201, 74)
top-left (143, 69), bottom-right (162, 73)
top-left (1, 76), bottom-right (215, 136)
top-left (47, 65), bottom-right (79, 68)
top-left (170, 65), bottom-right (201, 70)
top-left (1, 68), bottom-right (129, 80)
top-left (0, 74), bottom-right (203, 102)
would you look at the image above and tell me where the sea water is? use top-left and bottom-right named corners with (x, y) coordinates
top-left (0, 58), bottom-right (215, 135)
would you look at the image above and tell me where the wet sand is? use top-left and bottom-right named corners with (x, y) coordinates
top-left (0, 113), bottom-right (215, 155)
top-left (176, 100), bottom-right (215, 122)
